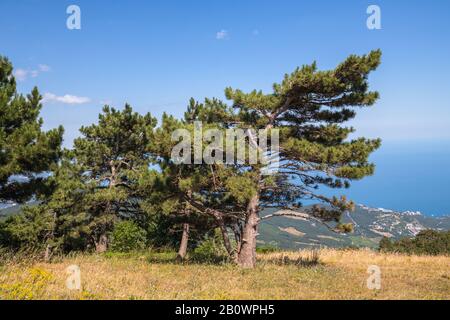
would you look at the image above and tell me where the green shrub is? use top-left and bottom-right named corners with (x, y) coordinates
top-left (379, 230), bottom-right (450, 255)
top-left (378, 236), bottom-right (393, 251)
top-left (0, 206), bottom-right (52, 251)
top-left (336, 223), bottom-right (354, 233)
top-left (256, 245), bottom-right (280, 254)
top-left (192, 229), bottom-right (229, 262)
top-left (271, 250), bottom-right (320, 268)
top-left (110, 221), bottom-right (147, 253)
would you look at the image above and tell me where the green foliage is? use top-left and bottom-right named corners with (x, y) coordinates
top-left (148, 51), bottom-right (384, 266)
top-left (0, 56), bottom-right (63, 203)
top-left (184, 97), bottom-right (234, 124)
top-left (1, 104), bottom-right (161, 253)
top-left (145, 212), bottom-right (213, 251)
top-left (336, 223), bottom-right (354, 233)
top-left (270, 251), bottom-right (321, 268)
top-left (0, 206), bottom-right (53, 250)
top-left (110, 221), bottom-right (147, 252)
top-left (68, 105), bottom-right (158, 250)
top-left (224, 50), bottom-right (383, 217)
top-left (0, 52), bottom-right (384, 264)
top-left (256, 245), bottom-right (280, 254)
top-left (379, 230), bottom-right (450, 255)
top-left (225, 175), bottom-right (256, 204)
top-left (0, 158), bottom-right (93, 253)
top-left (192, 229), bottom-right (229, 262)
top-left (379, 236), bottom-right (393, 251)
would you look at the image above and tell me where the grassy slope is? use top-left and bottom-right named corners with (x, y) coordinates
top-left (1, 249), bottom-right (449, 300)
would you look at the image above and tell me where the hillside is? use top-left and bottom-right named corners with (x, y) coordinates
top-left (259, 205), bottom-right (450, 250)
top-left (0, 202), bottom-right (38, 221)
top-left (0, 203), bottom-right (21, 220)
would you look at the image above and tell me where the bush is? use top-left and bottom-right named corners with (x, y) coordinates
top-left (379, 230), bottom-right (450, 255)
top-left (270, 250), bottom-right (320, 268)
top-left (110, 221), bottom-right (147, 253)
top-left (256, 245), bottom-right (280, 254)
top-left (192, 229), bottom-right (229, 262)
top-left (336, 223), bottom-right (354, 233)
top-left (0, 206), bottom-right (52, 251)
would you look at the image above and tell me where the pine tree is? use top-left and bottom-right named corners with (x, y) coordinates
top-left (147, 111), bottom-right (227, 260)
top-left (221, 50), bottom-right (383, 267)
top-left (70, 104), bottom-right (157, 252)
top-left (0, 56), bottom-right (64, 203)
top-left (168, 51), bottom-right (382, 267)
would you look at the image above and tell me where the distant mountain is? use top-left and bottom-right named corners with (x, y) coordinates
top-left (0, 203), bottom-right (21, 220)
top-left (258, 205), bottom-right (450, 250)
top-left (0, 201), bottom-right (38, 221)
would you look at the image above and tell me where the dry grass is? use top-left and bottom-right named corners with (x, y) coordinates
top-left (0, 249), bottom-right (449, 300)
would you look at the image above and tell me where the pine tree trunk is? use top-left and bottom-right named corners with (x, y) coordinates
top-left (95, 233), bottom-right (108, 253)
top-left (217, 219), bottom-right (236, 262)
top-left (231, 224), bottom-right (242, 255)
top-left (237, 194), bottom-right (259, 268)
top-left (176, 223), bottom-right (190, 262)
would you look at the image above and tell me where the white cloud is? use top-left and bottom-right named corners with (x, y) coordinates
top-left (43, 93), bottom-right (91, 105)
top-left (13, 64), bottom-right (51, 81)
top-left (14, 69), bottom-right (29, 81)
top-left (38, 64), bottom-right (51, 72)
top-left (216, 29), bottom-right (229, 40)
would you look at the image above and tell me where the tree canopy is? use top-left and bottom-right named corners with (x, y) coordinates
top-left (0, 56), bottom-right (64, 203)
top-left (0, 51), bottom-right (383, 268)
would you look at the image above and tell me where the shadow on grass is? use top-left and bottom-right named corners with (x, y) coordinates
top-left (104, 249), bottom-right (322, 268)
top-left (146, 251), bottom-right (231, 266)
top-left (263, 251), bottom-right (321, 268)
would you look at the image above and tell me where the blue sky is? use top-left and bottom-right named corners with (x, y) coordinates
top-left (1, 0), bottom-right (450, 214)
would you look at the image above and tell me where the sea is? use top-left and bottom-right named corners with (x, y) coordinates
top-left (323, 140), bottom-right (450, 216)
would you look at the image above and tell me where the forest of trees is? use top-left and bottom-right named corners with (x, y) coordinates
top-left (0, 51), bottom-right (382, 268)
